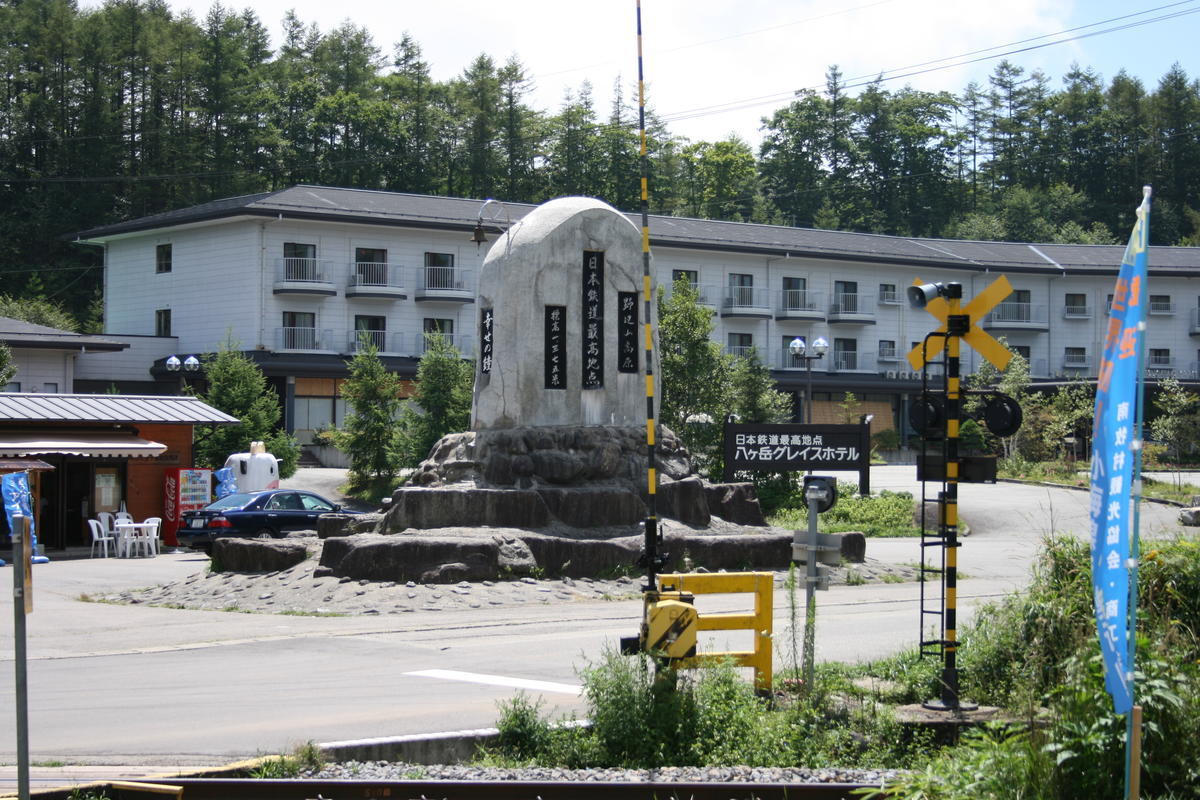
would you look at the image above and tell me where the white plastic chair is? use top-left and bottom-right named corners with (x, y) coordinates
top-left (88, 519), bottom-right (116, 558)
top-left (141, 517), bottom-right (163, 556)
top-left (115, 511), bottom-right (133, 525)
top-left (97, 511), bottom-right (115, 534)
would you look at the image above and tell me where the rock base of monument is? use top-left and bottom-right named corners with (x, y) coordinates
top-left (379, 425), bottom-right (766, 534)
top-left (315, 526), bottom-right (867, 584)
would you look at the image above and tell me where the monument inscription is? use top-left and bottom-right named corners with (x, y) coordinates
top-left (545, 305), bottom-right (566, 389)
top-left (480, 308), bottom-right (494, 374)
top-left (582, 250), bottom-right (604, 389)
top-left (617, 291), bottom-right (639, 373)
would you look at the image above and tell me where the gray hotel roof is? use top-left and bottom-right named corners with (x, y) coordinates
top-left (72, 184), bottom-right (1200, 276)
top-left (0, 316), bottom-right (128, 352)
top-left (0, 393), bottom-right (239, 425)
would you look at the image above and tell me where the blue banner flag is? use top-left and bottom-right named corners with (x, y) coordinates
top-left (2, 471), bottom-right (35, 541)
top-left (1089, 187), bottom-right (1151, 715)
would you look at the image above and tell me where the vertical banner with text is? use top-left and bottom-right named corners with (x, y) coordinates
top-left (1089, 189), bottom-right (1151, 716)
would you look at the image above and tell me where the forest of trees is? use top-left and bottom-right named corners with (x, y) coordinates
top-left (3, 0), bottom-right (1199, 328)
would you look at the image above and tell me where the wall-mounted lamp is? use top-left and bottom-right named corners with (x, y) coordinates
top-left (471, 198), bottom-right (511, 249)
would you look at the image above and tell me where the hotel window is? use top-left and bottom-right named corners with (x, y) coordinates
top-left (1064, 292), bottom-right (1088, 316)
top-left (1064, 346), bottom-right (1087, 366)
top-left (283, 242), bottom-right (317, 280)
top-left (834, 337), bottom-right (857, 370)
top-left (1150, 348), bottom-right (1172, 367)
top-left (1149, 294), bottom-right (1174, 314)
top-left (424, 252), bottom-right (455, 289)
top-left (282, 311), bottom-right (317, 349)
top-left (783, 276), bottom-right (808, 309)
top-left (878, 283), bottom-right (898, 303)
top-left (155, 308), bottom-right (171, 337)
top-left (672, 269), bottom-right (698, 288)
top-left (353, 315), bottom-right (386, 351)
top-left (878, 339), bottom-right (897, 360)
top-left (727, 332), bottom-right (753, 358)
top-left (155, 243), bottom-right (172, 274)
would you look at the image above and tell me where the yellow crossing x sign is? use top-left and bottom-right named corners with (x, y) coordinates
top-left (907, 275), bottom-right (1015, 371)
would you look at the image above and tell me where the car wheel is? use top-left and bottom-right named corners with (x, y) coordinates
top-left (254, 528), bottom-right (277, 539)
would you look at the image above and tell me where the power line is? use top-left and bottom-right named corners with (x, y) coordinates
top-left (657, 2), bottom-right (1200, 125)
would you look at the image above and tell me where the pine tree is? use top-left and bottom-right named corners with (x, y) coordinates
top-left (337, 340), bottom-right (403, 491)
top-left (193, 338), bottom-right (300, 477)
top-left (398, 333), bottom-right (473, 467)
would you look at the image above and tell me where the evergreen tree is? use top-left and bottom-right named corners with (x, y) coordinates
top-left (0, 341), bottom-right (16, 389)
top-left (337, 340), bottom-right (403, 491)
top-left (398, 333), bottom-right (473, 467)
top-left (193, 338), bottom-right (300, 477)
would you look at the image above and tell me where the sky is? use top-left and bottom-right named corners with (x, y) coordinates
top-left (108, 0), bottom-right (1200, 146)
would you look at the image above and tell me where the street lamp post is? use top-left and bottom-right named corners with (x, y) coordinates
top-left (789, 336), bottom-right (828, 423)
top-left (166, 354), bottom-right (200, 393)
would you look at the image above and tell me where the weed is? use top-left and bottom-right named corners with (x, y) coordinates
top-left (66, 789), bottom-right (110, 800)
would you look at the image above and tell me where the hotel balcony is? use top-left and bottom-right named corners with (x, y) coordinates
top-left (774, 289), bottom-right (825, 321)
top-left (720, 287), bottom-right (772, 318)
top-left (1061, 352), bottom-right (1092, 371)
top-left (775, 348), bottom-right (826, 370)
top-left (415, 267), bottom-right (475, 302)
top-left (1190, 308), bottom-right (1200, 336)
top-left (1062, 304), bottom-right (1092, 320)
top-left (826, 293), bottom-right (876, 324)
top-left (828, 352), bottom-right (876, 373)
top-left (669, 281), bottom-right (720, 308)
top-left (346, 330), bottom-right (405, 355)
top-left (1148, 299), bottom-right (1175, 316)
top-left (275, 326), bottom-right (335, 352)
top-left (346, 262), bottom-right (407, 299)
top-left (725, 345), bottom-right (762, 361)
top-left (982, 302), bottom-right (1049, 331)
top-left (418, 332), bottom-right (474, 357)
top-left (273, 258), bottom-right (337, 296)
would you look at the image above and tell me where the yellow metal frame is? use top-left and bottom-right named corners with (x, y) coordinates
top-left (655, 572), bottom-right (773, 691)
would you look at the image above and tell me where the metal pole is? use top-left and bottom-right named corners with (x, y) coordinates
top-left (636, 0), bottom-right (659, 592)
top-left (805, 358), bottom-right (813, 424)
top-left (803, 494), bottom-right (818, 690)
top-left (12, 514), bottom-right (30, 800)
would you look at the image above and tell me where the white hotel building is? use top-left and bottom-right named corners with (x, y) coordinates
top-left (72, 185), bottom-right (1200, 445)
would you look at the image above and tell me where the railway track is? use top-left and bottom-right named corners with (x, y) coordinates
top-left (29, 777), bottom-right (880, 800)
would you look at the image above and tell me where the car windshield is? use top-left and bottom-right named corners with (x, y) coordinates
top-left (204, 493), bottom-right (261, 511)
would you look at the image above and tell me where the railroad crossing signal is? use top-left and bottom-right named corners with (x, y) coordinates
top-left (907, 275), bottom-right (1016, 372)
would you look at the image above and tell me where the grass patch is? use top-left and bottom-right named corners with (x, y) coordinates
top-left (249, 741), bottom-right (325, 779)
top-left (769, 482), bottom-right (919, 537)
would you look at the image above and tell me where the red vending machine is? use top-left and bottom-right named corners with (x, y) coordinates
top-left (163, 468), bottom-right (212, 547)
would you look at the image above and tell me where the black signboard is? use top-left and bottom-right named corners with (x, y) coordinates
top-left (617, 291), bottom-right (638, 373)
top-left (480, 307), bottom-right (494, 374)
top-left (582, 250), bottom-right (604, 389)
top-left (544, 305), bottom-right (566, 389)
top-left (723, 422), bottom-right (871, 494)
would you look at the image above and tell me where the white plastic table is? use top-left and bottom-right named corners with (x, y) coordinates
top-left (113, 522), bottom-right (158, 558)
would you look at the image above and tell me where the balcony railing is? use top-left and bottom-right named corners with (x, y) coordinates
top-left (984, 302), bottom-right (1049, 329)
top-left (775, 290), bottom-right (824, 319)
top-left (725, 345), bottom-right (759, 360)
top-left (1062, 352), bottom-right (1091, 369)
top-left (776, 349), bottom-right (828, 370)
top-left (1149, 300), bottom-right (1175, 315)
top-left (348, 262), bottom-right (406, 298)
top-left (276, 326), bottom-right (333, 351)
top-left (274, 258), bottom-right (336, 295)
top-left (830, 352), bottom-right (869, 372)
top-left (827, 293), bottom-right (875, 322)
top-left (670, 281), bottom-right (719, 306)
top-left (347, 330), bottom-right (404, 354)
top-left (1148, 354), bottom-right (1176, 370)
top-left (420, 332), bottom-right (474, 357)
top-left (1062, 304), bottom-right (1092, 319)
top-left (721, 286), bottom-right (771, 317)
top-left (415, 267), bottom-right (475, 301)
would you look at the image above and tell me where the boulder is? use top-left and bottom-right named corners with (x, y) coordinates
top-left (658, 476), bottom-right (711, 527)
top-left (317, 513), bottom-right (381, 539)
top-left (1180, 507), bottom-right (1200, 527)
top-left (212, 538), bottom-right (308, 573)
top-left (382, 487), bottom-right (551, 531)
top-left (703, 482), bottom-right (766, 526)
top-left (319, 533), bottom-right (536, 582)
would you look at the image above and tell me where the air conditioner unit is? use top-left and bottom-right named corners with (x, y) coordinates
top-left (886, 370), bottom-right (897, 379)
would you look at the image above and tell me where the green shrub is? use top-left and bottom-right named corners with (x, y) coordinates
top-left (493, 693), bottom-right (553, 763)
top-left (768, 482), bottom-right (918, 537)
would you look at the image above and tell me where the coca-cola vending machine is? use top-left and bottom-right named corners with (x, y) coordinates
top-left (163, 468), bottom-right (212, 546)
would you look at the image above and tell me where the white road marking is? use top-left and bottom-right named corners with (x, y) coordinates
top-left (405, 669), bottom-right (582, 696)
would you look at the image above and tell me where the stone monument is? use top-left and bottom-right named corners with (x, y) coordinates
top-left (377, 196), bottom-right (764, 534)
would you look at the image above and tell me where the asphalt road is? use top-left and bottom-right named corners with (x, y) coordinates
top-left (0, 466), bottom-right (1189, 779)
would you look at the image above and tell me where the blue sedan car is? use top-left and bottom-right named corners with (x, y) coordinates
top-left (178, 490), bottom-right (355, 552)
